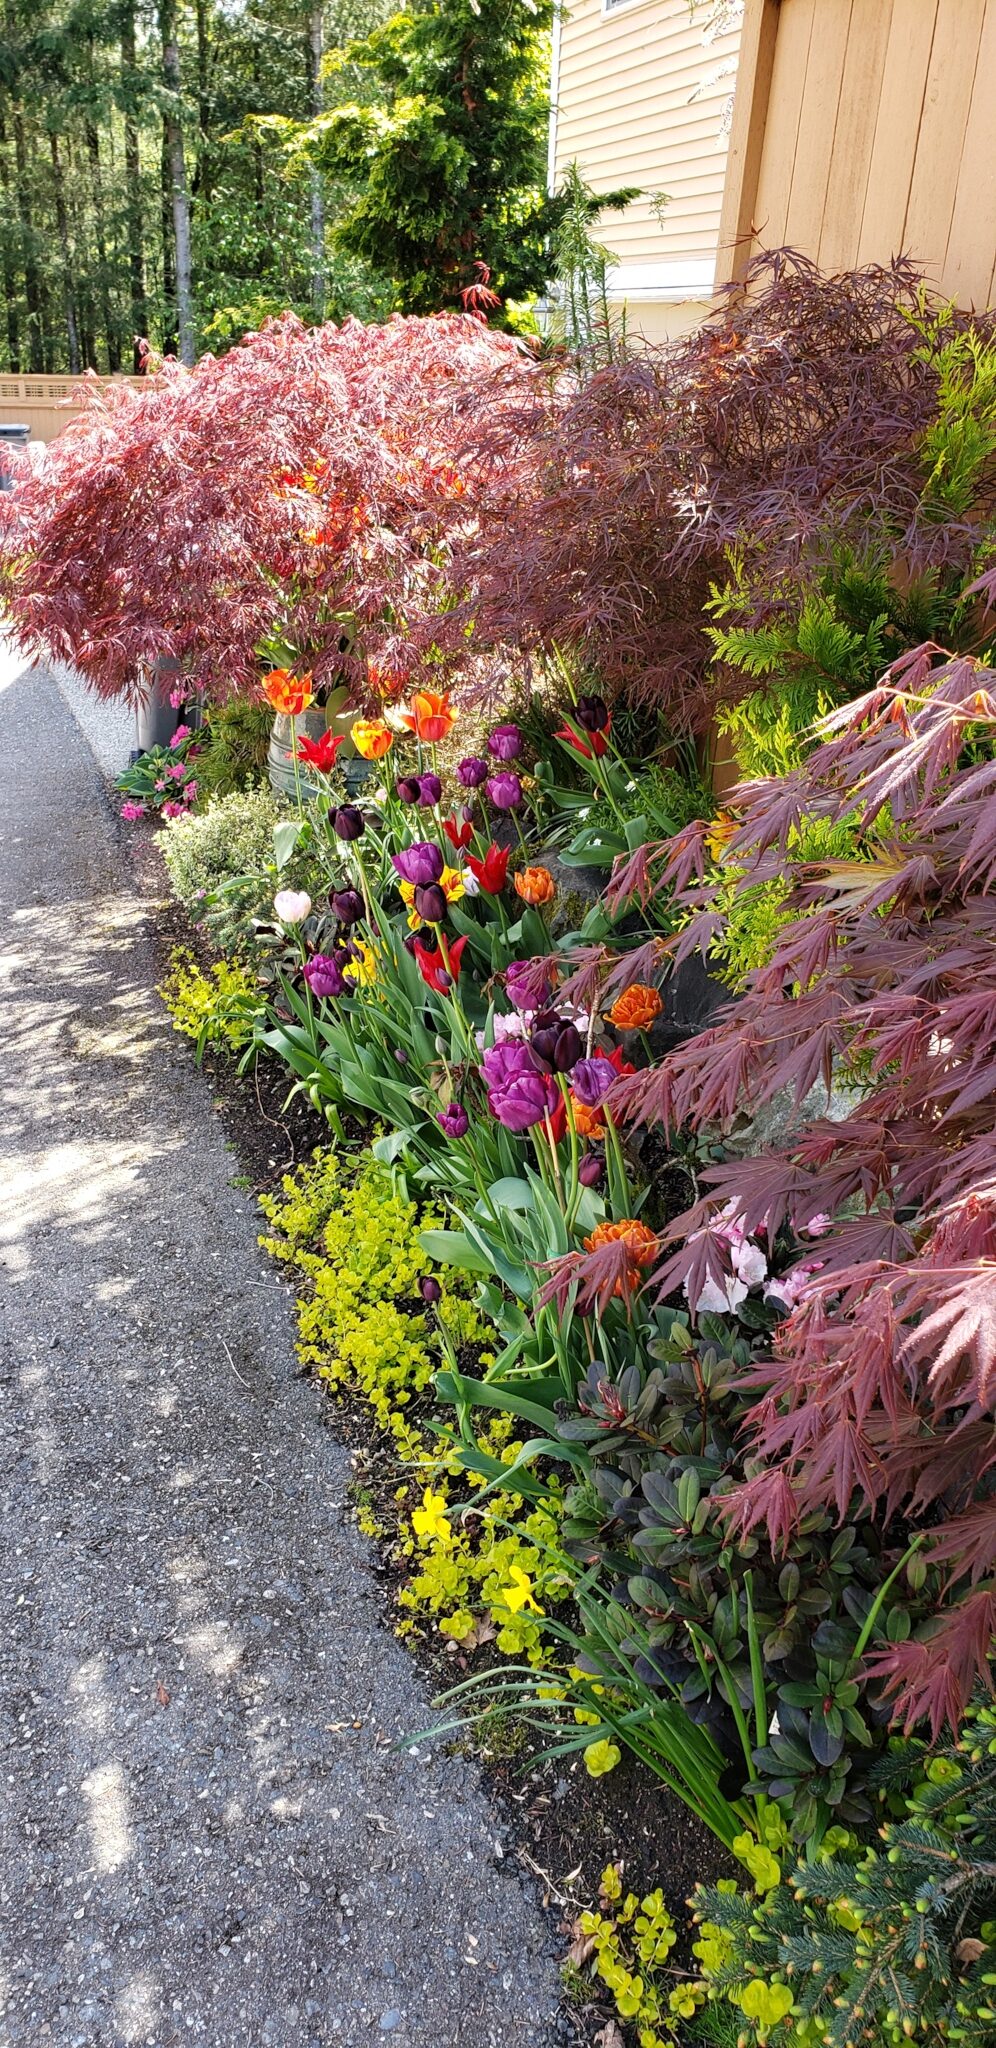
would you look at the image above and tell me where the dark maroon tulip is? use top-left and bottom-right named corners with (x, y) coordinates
top-left (575, 694), bottom-right (609, 732)
top-left (395, 776), bottom-right (422, 804)
top-left (332, 887), bottom-right (364, 925)
top-left (578, 1152), bottom-right (605, 1188)
top-left (333, 805), bottom-right (365, 841)
top-left (414, 882), bottom-right (447, 924)
top-left (419, 1276), bottom-right (442, 1304)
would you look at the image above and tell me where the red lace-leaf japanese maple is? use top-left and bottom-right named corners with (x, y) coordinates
top-left (0, 311), bottom-right (533, 706)
top-left (605, 653), bottom-right (996, 1733)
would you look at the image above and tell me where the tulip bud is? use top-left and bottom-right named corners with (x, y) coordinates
top-left (395, 776), bottom-right (422, 804)
top-left (402, 932), bottom-right (420, 957)
top-left (419, 1276), bottom-right (442, 1304)
top-left (578, 1152), bottom-right (604, 1188)
top-left (417, 772), bottom-right (442, 805)
top-left (394, 1046), bottom-right (409, 1064)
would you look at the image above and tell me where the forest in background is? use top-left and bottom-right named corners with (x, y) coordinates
top-left (0, 0), bottom-right (558, 375)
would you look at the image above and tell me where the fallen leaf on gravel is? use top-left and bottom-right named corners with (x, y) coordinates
top-left (155, 1681), bottom-right (171, 1707)
top-left (594, 2025), bottom-right (624, 2048)
top-left (564, 1927), bottom-right (597, 1969)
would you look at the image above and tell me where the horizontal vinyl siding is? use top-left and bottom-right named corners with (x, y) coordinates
top-left (553, 0), bottom-right (741, 272)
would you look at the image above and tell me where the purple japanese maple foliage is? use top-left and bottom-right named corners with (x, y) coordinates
top-left (603, 647), bottom-right (996, 1738)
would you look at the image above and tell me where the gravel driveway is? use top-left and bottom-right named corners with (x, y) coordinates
top-left (0, 648), bottom-right (561, 2048)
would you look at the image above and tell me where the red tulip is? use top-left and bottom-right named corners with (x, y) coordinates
top-left (555, 718), bottom-right (611, 760)
top-left (414, 934), bottom-right (466, 993)
top-left (443, 813), bottom-right (474, 852)
top-left (466, 843), bottom-right (509, 894)
top-left (296, 730), bottom-right (345, 772)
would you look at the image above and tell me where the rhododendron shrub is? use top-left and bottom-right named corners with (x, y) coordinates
top-left (0, 311), bottom-right (535, 705)
top-left (599, 647), bottom-right (996, 1735)
top-left (449, 252), bottom-right (996, 731)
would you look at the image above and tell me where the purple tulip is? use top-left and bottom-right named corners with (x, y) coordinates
top-left (304, 953), bottom-right (346, 999)
top-left (457, 756), bottom-right (489, 788)
top-left (333, 805), bottom-right (365, 841)
top-left (578, 1152), bottom-right (605, 1188)
top-left (481, 1043), bottom-right (559, 1133)
top-left (419, 1276), bottom-right (442, 1304)
top-left (402, 932), bottom-right (420, 957)
top-left (571, 1057), bottom-right (617, 1108)
top-left (486, 771), bottom-right (523, 811)
top-left (395, 775), bottom-right (422, 804)
top-left (331, 887), bottom-right (364, 926)
top-left (393, 841), bottom-right (444, 886)
top-left (505, 958), bottom-right (553, 1014)
top-left (414, 882), bottom-right (447, 924)
top-left (438, 1102), bottom-right (470, 1138)
top-left (417, 772), bottom-right (442, 806)
top-left (487, 724), bottom-right (522, 762)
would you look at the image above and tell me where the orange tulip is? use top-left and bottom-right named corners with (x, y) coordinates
top-left (399, 689), bottom-right (456, 743)
top-left (367, 655), bottom-right (409, 700)
top-left (514, 865), bottom-right (556, 907)
top-left (351, 717), bottom-right (393, 761)
top-left (571, 1097), bottom-right (606, 1140)
top-left (263, 668), bottom-right (313, 717)
top-left (583, 1218), bottom-right (659, 1296)
top-left (607, 983), bottom-right (663, 1032)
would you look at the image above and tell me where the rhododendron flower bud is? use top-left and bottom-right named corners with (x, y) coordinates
top-left (416, 772), bottom-right (442, 806)
top-left (120, 800), bottom-right (146, 821)
top-left (393, 841), bottom-right (444, 886)
top-left (414, 882), bottom-right (447, 924)
top-left (571, 1057), bottom-right (616, 1108)
top-left (486, 771), bottom-right (523, 811)
top-left (161, 801), bottom-right (185, 818)
top-left (578, 1152), bottom-right (604, 1188)
top-left (303, 953), bottom-right (345, 999)
top-left (487, 723), bottom-right (522, 761)
top-left (438, 1102), bottom-right (469, 1138)
top-left (333, 806), bottom-right (365, 841)
top-left (419, 1276), bottom-right (442, 1304)
top-left (457, 756), bottom-right (489, 788)
top-left (395, 776), bottom-right (422, 804)
top-left (274, 889), bottom-right (312, 924)
top-left (331, 887), bottom-right (364, 926)
top-left (171, 724), bottom-right (192, 743)
top-left (574, 695), bottom-right (609, 733)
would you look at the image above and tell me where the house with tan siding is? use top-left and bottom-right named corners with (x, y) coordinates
top-left (548, 0), bottom-right (743, 345)
top-left (550, 0), bottom-right (996, 342)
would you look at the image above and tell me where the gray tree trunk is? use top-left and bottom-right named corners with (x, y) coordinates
top-left (307, 3), bottom-right (325, 320)
top-left (160, 0), bottom-right (195, 366)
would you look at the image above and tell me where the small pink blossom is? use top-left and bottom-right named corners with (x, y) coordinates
top-left (730, 1238), bottom-right (768, 1289)
top-left (154, 779), bottom-right (167, 791)
top-left (171, 724), bottom-right (192, 743)
top-left (120, 800), bottom-right (146, 821)
top-left (765, 1260), bottom-right (824, 1312)
top-left (162, 801), bottom-right (185, 818)
top-left (167, 761), bottom-right (187, 782)
top-left (169, 686), bottom-right (188, 709)
top-left (182, 780), bottom-right (198, 803)
top-left (804, 1212), bottom-right (832, 1238)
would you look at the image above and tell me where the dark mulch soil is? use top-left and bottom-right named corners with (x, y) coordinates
top-left (120, 806), bottom-right (734, 2043)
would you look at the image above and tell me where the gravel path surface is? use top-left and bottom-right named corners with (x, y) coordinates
top-left (0, 648), bottom-right (561, 2048)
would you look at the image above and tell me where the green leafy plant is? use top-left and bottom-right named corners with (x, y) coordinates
top-left (690, 1702), bottom-right (996, 2047)
top-left (193, 698), bottom-right (274, 797)
top-left (158, 949), bottom-right (261, 1056)
top-left (160, 789), bottom-right (323, 958)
